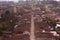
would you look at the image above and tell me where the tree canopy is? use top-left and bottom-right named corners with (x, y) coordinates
top-left (46, 17), bottom-right (56, 31)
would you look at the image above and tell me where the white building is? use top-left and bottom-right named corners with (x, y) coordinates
top-left (56, 22), bottom-right (60, 28)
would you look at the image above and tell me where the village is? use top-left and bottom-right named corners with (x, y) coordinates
top-left (0, 0), bottom-right (60, 40)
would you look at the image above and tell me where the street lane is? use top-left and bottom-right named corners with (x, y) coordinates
top-left (30, 15), bottom-right (35, 40)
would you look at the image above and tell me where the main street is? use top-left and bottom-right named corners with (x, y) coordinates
top-left (30, 15), bottom-right (35, 40)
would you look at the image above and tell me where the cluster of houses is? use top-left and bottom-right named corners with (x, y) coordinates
top-left (0, 1), bottom-right (60, 40)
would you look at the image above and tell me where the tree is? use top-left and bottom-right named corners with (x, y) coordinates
top-left (46, 17), bottom-right (56, 31)
top-left (1, 11), bottom-right (10, 22)
top-left (0, 10), bottom-right (17, 40)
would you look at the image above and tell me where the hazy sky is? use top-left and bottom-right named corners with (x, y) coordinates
top-left (0, 0), bottom-right (60, 2)
top-left (0, 0), bottom-right (18, 2)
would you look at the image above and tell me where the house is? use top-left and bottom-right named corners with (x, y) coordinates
top-left (55, 22), bottom-right (60, 34)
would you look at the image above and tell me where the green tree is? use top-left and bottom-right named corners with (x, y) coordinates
top-left (0, 10), bottom-right (17, 40)
top-left (46, 17), bottom-right (56, 31)
top-left (1, 11), bottom-right (10, 22)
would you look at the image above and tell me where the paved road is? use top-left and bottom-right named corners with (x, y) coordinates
top-left (30, 15), bottom-right (35, 40)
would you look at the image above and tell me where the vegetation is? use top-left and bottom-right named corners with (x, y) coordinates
top-left (46, 17), bottom-right (56, 31)
top-left (0, 10), bottom-right (17, 36)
